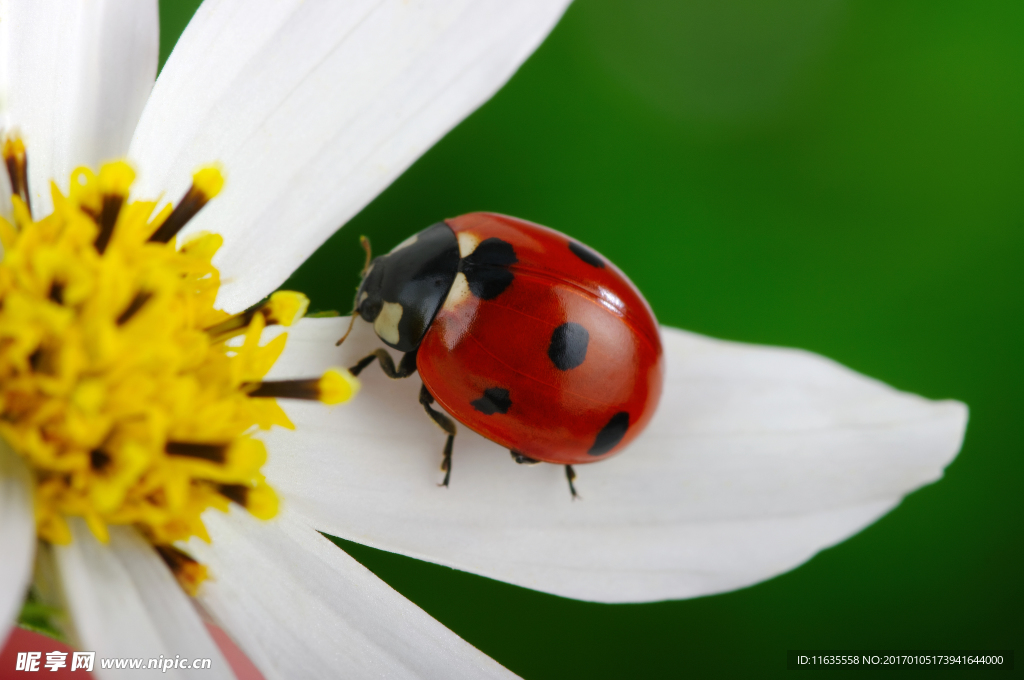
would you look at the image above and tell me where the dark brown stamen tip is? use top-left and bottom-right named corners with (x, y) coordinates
top-left (246, 378), bottom-right (320, 401)
top-left (3, 155), bottom-right (21, 195)
top-left (165, 441), bottom-right (228, 463)
top-left (217, 484), bottom-right (249, 507)
top-left (204, 295), bottom-right (296, 341)
top-left (90, 449), bottom-right (112, 471)
top-left (48, 282), bottom-right (64, 305)
top-left (3, 143), bottom-right (32, 218)
top-left (156, 544), bottom-right (199, 572)
top-left (203, 307), bottom-right (258, 341)
top-left (80, 204), bottom-right (100, 222)
top-left (155, 544), bottom-right (207, 596)
top-left (148, 184), bottom-right (211, 244)
top-left (94, 194), bottom-right (124, 254)
top-left (116, 291), bottom-right (153, 326)
top-left (28, 347), bottom-right (53, 374)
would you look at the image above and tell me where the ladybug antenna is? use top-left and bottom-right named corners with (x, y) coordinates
top-left (335, 312), bottom-right (357, 347)
top-left (359, 235), bottom-right (372, 276)
top-left (337, 236), bottom-right (373, 347)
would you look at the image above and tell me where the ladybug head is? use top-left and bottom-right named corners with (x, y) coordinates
top-left (354, 222), bottom-right (460, 353)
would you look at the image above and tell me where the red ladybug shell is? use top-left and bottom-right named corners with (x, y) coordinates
top-left (416, 213), bottom-right (664, 465)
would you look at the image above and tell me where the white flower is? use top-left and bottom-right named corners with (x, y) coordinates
top-left (0, 0), bottom-right (573, 678)
top-left (0, 0), bottom-right (968, 678)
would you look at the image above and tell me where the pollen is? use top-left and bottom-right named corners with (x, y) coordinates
top-left (0, 140), bottom-right (356, 577)
top-left (318, 368), bottom-right (361, 404)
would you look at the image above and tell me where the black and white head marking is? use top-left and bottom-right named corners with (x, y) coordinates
top-left (355, 222), bottom-right (460, 352)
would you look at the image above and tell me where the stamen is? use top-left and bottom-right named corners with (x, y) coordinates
top-left (28, 347), bottom-right (53, 374)
top-left (246, 368), bottom-right (360, 404)
top-left (216, 482), bottom-right (277, 520)
top-left (217, 483), bottom-right (248, 506)
top-left (319, 368), bottom-right (361, 403)
top-left (148, 167), bottom-right (224, 243)
top-left (90, 162), bottom-right (133, 253)
top-left (93, 195), bottom-right (123, 253)
top-left (155, 545), bottom-right (208, 597)
top-left (205, 291), bottom-right (309, 342)
top-left (247, 378), bottom-right (317, 400)
top-left (48, 282), bottom-right (65, 305)
top-left (116, 291), bottom-right (153, 325)
top-left (90, 449), bottom-right (112, 472)
top-left (0, 154), bottom-right (356, 564)
top-left (2, 136), bottom-right (31, 217)
top-left (165, 441), bottom-right (228, 464)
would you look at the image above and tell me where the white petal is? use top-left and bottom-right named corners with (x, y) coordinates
top-left (261, 317), bottom-right (967, 603)
top-left (0, 440), bottom-right (35, 638)
top-left (0, 0), bottom-right (158, 216)
top-left (188, 506), bottom-right (515, 680)
top-left (53, 522), bottom-right (233, 679)
top-left (129, 0), bottom-right (571, 313)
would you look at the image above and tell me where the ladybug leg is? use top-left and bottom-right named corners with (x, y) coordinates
top-left (419, 384), bottom-right (457, 487)
top-left (510, 450), bottom-right (541, 465)
top-left (349, 348), bottom-right (418, 379)
top-left (565, 465), bottom-right (580, 500)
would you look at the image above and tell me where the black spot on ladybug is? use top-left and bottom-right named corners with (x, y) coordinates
top-left (548, 322), bottom-right (589, 370)
top-left (460, 237), bottom-right (517, 299)
top-left (588, 411), bottom-right (630, 456)
top-left (471, 387), bottom-right (512, 415)
top-left (569, 241), bottom-right (604, 268)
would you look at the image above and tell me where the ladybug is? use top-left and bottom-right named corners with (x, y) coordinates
top-left (346, 212), bottom-right (663, 497)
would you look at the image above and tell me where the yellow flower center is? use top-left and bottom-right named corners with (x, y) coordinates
top-left (0, 138), bottom-right (357, 592)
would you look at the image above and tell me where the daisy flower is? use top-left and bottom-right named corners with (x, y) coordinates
top-left (1, 0), bottom-right (573, 677)
top-left (0, 0), bottom-right (968, 678)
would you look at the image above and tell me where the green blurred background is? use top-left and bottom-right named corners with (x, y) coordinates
top-left (163, 1), bottom-right (1022, 677)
